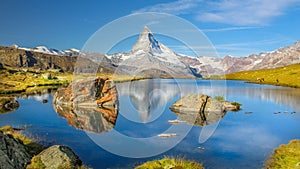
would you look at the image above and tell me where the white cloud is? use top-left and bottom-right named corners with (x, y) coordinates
top-left (202, 26), bottom-right (261, 32)
top-left (197, 0), bottom-right (299, 26)
top-left (133, 0), bottom-right (202, 15)
top-left (133, 0), bottom-right (300, 26)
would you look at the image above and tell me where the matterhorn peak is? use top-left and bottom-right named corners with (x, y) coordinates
top-left (142, 26), bottom-right (151, 34)
top-left (131, 26), bottom-right (167, 54)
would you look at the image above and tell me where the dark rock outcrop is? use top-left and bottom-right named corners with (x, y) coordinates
top-left (170, 94), bottom-right (238, 126)
top-left (53, 77), bottom-right (118, 133)
top-left (27, 145), bottom-right (82, 169)
top-left (0, 63), bottom-right (3, 69)
top-left (0, 97), bottom-right (19, 113)
top-left (0, 131), bottom-right (31, 169)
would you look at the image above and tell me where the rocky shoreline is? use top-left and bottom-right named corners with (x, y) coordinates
top-left (0, 126), bottom-right (89, 169)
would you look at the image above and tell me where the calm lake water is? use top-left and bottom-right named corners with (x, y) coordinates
top-left (1, 79), bottom-right (300, 169)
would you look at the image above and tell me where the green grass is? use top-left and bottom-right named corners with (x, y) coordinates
top-left (26, 156), bottom-right (46, 169)
top-left (0, 67), bottom-right (71, 94)
top-left (265, 140), bottom-right (300, 169)
top-left (214, 95), bottom-right (226, 102)
top-left (0, 66), bottom-right (148, 94)
top-left (225, 63), bottom-right (300, 88)
top-left (135, 157), bottom-right (203, 169)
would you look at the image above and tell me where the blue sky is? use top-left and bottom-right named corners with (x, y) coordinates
top-left (1, 0), bottom-right (300, 57)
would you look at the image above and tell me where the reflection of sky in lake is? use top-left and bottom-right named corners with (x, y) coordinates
top-left (0, 79), bottom-right (300, 168)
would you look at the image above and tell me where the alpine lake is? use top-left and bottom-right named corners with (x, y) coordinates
top-left (1, 79), bottom-right (300, 169)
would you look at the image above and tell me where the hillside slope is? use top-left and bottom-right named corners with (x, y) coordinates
top-left (225, 63), bottom-right (300, 88)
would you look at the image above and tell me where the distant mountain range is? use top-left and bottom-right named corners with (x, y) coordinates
top-left (10, 44), bottom-right (81, 56)
top-left (180, 40), bottom-right (300, 75)
top-left (1, 27), bottom-right (300, 77)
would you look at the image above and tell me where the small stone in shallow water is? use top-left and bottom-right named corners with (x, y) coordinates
top-left (197, 147), bottom-right (206, 150)
top-left (284, 111), bottom-right (289, 114)
top-left (291, 111), bottom-right (296, 114)
top-left (42, 99), bottom-right (48, 103)
top-left (273, 112), bottom-right (281, 114)
top-left (244, 112), bottom-right (253, 114)
top-left (157, 133), bottom-right (178, 138)
top-left (168, 119), bottom-right (183, 124)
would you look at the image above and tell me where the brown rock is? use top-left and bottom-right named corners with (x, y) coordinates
top-left (53, 77), bottom-right (119, 133)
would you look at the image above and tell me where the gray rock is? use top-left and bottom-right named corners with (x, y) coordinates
top-left (170, 94), bottom-right (227, 126)
top-left (28, 145), bottom-right (82, 169)
top-left (0, 131), bottom-right (31, 169)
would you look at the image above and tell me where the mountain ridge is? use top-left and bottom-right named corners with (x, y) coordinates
top-left (1, 30), bottom-right (300, 76)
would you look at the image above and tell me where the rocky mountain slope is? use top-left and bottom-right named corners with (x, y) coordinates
top-left (0, 46), bottom-right (77, 72)
top-left (0, 46), bottom-right (114, 73)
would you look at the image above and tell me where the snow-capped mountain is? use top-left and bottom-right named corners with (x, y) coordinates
top-left (180, 40), bottom-right (300, 75)
top-left (113, 26), bottom-right (200, 77)
top-left (5, 30), bottom-right (300, 77)
top-left (12, 44), bottom-right (81, 56)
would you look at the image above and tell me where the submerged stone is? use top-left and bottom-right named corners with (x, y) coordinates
top-left (0, 97), bottom-right (19, 114)
top-left (170, 94), bottom-right (239, 126)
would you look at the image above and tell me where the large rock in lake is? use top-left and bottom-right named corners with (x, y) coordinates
top-left (53, 77), bottom-right (118, 133)
top-left (0, 131), bottom-right (31, 169)
top-left (170, 94), bottom-right (227, 126)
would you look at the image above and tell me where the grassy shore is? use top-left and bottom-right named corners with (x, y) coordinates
top-left (0, 67), bottom-right (72, 94)
top-left (0, 66), bottom-right (146, 94)
top-left (225, 63), bottom-right (300, 88)
top-left (265, 140), bottom-right (300, 169)
top-left (0, 65), bottom-right (199, 94)
top-left (135, 157), bottom-right (203, 169)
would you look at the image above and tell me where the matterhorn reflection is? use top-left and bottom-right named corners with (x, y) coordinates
top-left (116, 79), bottom-right (180, 122)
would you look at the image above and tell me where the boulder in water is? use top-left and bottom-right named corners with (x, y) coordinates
top-left (170, 94), bottom-right (238, 126)
top-left (53, 77), bottom-right (118, 133)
